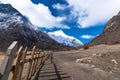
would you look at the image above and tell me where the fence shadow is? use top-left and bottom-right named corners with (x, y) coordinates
top-left (35, 60), bottom-right (71, 80)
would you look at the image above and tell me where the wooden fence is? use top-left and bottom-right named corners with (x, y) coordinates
top-left (0, 41), bottom-right (51, 80)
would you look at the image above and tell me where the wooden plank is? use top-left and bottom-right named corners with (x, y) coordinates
top-left (23, 56), bottom-right (44, 63)
top-left (42, 52), bottom-right (47, 63)
top-left (34, 50), bottom-right (41, 73)
top-left (37, 51), bottom-right (42, 70)
top-left (0, 41), bottom-right (17, 80)
top-left (38, 52), bottom-right (43, 67)
top-left (31, 50), bottom-right (44, 80)
top-left (12, 46), bottom-right (23, 80)
top-left (38, 51), bottom-right (42, 68)
top-left (33, 49), bottom-right (40, 75)
top-left (31, 49), bottom-right (39, 76)
top-left (26, 46), bottom-right (36, 80)
top-left (40, 52), bottom-right (45, 65)
top-left (31, 51), bottom-right (49, 80)
top-left (18, 47), bottom-right (27, 80)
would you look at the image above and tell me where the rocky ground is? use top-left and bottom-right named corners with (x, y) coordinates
top-left (53, 44), bottom-right (120, 80)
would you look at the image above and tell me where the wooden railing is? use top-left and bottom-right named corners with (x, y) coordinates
top-left (0, 41), bottom-right (51, 80)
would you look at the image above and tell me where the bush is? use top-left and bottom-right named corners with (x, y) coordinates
top-left (83, 44), bottom-right (89, 50)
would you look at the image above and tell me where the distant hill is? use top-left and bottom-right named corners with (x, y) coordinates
top-left (0, 3), bottom-right (65, 50)
top-left (89, 12), bottom-right (120, 46)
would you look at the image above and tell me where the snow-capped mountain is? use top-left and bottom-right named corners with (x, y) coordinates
top-left (0, 3), bottom-right (63, 50)
top-left (48, 30), bottom-right (83, 47)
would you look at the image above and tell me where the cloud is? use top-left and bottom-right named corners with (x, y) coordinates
top-left (81, 35), bottom-right (95, 39)
top-left (1, 0), bottom-right (69, 29)
top-left (52, 3), bottom-right (67, 10)
top-left (67, 0), bottom-right (120, 28)
top-left (1, 0), bottom-right (120, 29)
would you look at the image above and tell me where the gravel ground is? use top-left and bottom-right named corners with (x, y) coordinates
top-left (53, 44), bottom-right (120, 80)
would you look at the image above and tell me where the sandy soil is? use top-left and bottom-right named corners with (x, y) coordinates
top-left (53, 44), bottom-right (120, 80)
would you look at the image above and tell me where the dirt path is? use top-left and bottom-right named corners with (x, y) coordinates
top-left (37, 59), bottom-right (72, 80)
top-left (1, 44), bottom-right (120, 80)
top-left (53, 44), bottom-right (120, 80)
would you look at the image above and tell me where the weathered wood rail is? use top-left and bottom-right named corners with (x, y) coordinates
top-left (0, 41), bottom-right (52, 80)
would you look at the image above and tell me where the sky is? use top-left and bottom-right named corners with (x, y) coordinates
top-left (1, 0), bottom-right (120, 43)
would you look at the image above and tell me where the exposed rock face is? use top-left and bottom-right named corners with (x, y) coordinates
top-left (90, 12), bottom-right (120, 45)
top-left (104, 11), bottom-right (120, 32)
top-left (0, 4), bottom-right (64, 50)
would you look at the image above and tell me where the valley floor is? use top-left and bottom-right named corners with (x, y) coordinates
top-left (0, 44), bottom-right (120, 80)
top-left (52, 44), bottom-right (120, 80)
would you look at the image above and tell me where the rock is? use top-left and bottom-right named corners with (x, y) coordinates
top-left (111, 59), bottom-right (118, 64)
top-left (76, 58), bottom-right (92, 63)
top-left (109, 71), bottom-right (112, 73)
top-left (91, 65), bottom-right (95, 68)
top-left (87, 59), bottom-right (92, 63)
top-left (92, 53), bottom-right (97, 56)
top-left (76, 59), bottom-right (83, 63)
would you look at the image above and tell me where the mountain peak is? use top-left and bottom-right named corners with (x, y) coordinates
top-left (48, 30), bottom-right (83, 47)
top-left (48, 30), bottom-right (73, 39)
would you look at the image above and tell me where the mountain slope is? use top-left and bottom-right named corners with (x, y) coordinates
top-left (48, 30), bottom-right (83, 47)
top-left (89, 12), bottom-right (120, 46)
top-left (0, 3), bottom-right (64, 50)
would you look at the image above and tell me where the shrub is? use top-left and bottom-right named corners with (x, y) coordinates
top-left (83, 44), bottom-right (89, 50)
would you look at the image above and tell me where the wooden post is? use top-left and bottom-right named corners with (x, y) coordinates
top-left (31, 49), bottom-right (39, 75)
top-left (39, 52), bottom-right (44, 66)
top-left (37, 51), bottom-right (43, 69)
top-left (31, 49), bottom-right (37, 76)
top-left (42, 52), bottom-right (47, 63)
top-left (0, 41), bottom-right (17, 80)
top-left (12, 46), bottom-right (23, 80)
top-left (26, 46), bottom-right (36, 80)
top-left (18, 47), bottom-right (27, 80)
top-left (34, 49), bottom-right (40, 73)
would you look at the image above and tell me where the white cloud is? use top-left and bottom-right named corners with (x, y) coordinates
top-left (1, 0), bottom-right (68, 29)
top-left (56, 16), bottom-right (66, 22)
top-left (67, 0), bottom-right (120, 28)
top-left (52, 3), bottom-right (67, 10)
top-left (81, 35), bottom-right (95, 39)
top-left (1, 0), bottom-right (120, 29)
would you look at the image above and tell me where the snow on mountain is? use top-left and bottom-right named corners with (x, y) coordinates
top-left (0, 4), bottom-right (38, 31)
top-left (0, 3), bottom-right (64, 50)
top-left (48, 30), bottom-right (83, 47)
